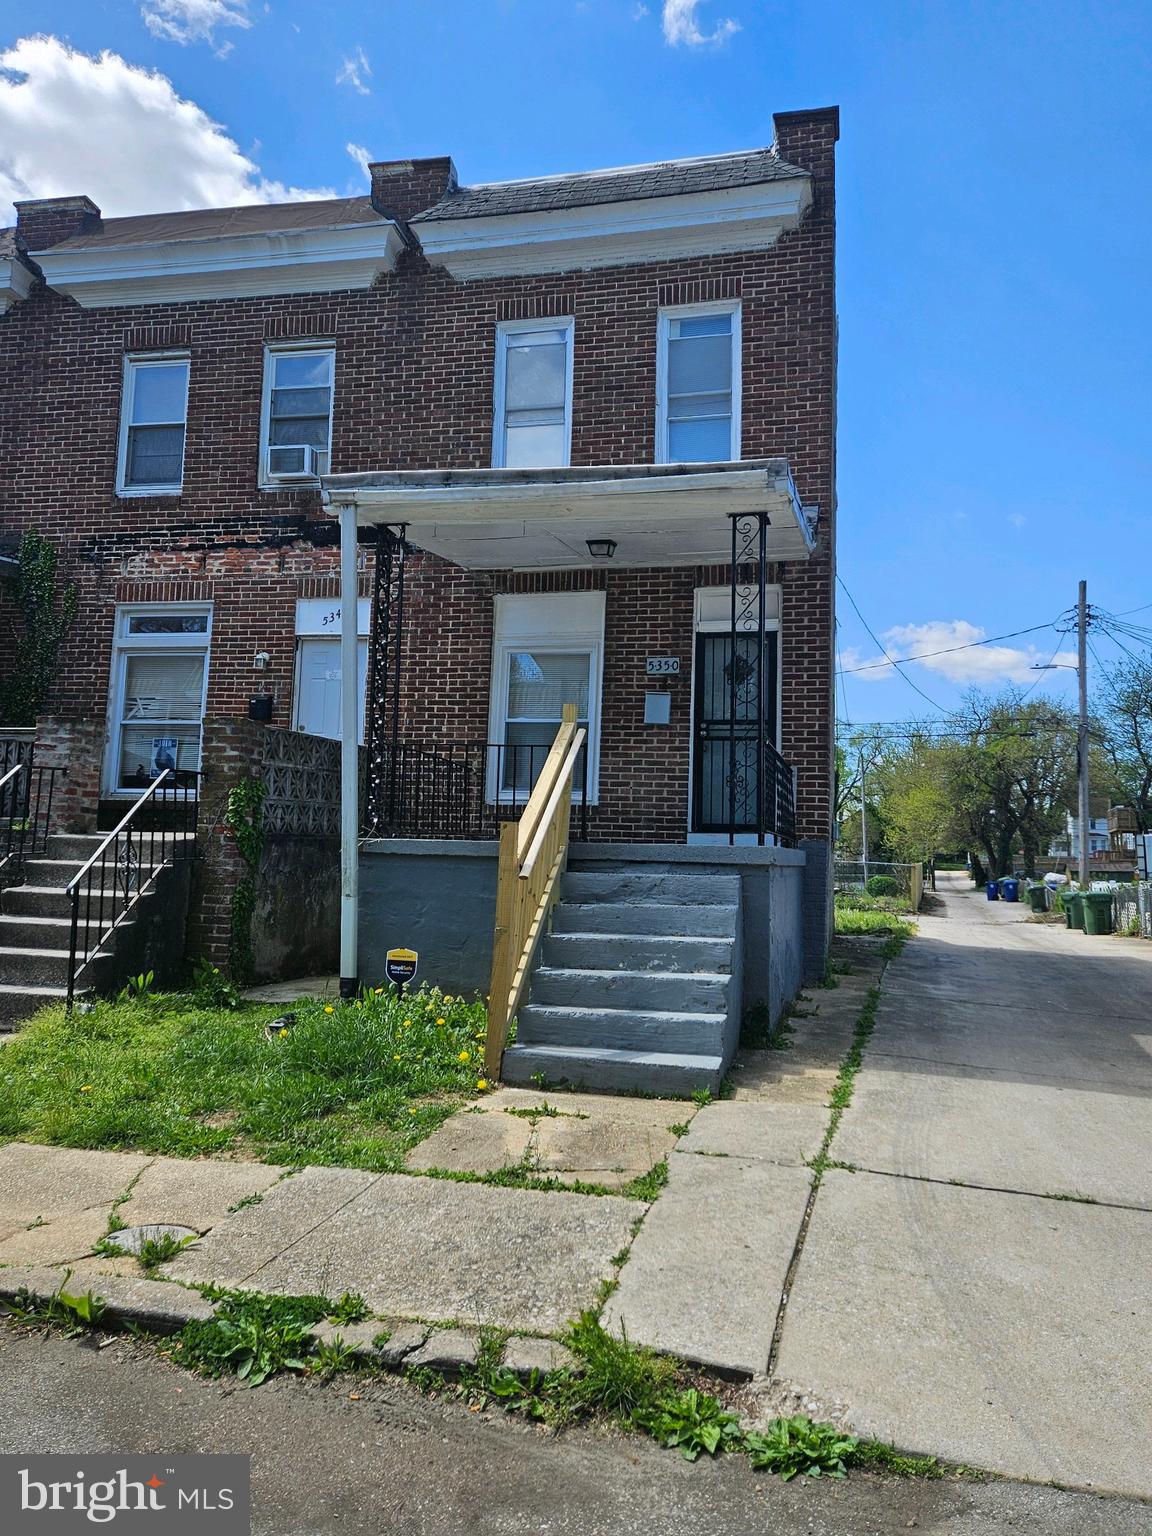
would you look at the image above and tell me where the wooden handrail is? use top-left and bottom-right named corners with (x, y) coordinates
top-left (485, 704), bottom-right (583, 1078)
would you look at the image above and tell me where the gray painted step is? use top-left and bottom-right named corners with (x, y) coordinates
top-left (0, 983), bottom-right (71, 1029)
top-left (561, 870), bottom-right (741, 906)
top-left (552, 901), bottom-right (738, 937)
top-left (542, 932), bottom-right (733, 974)
top-left (0, 945), bottom-right (73, 985)
top-left (518, 1002), bottom-right (727, 1054)
top-left (530, 964), bottom-right (730, 1013)
top-left (501, 1042), bottom-right (723, 1097)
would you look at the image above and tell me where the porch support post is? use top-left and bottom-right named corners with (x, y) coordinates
top-left (338, 499), bottom-right (360, 1000)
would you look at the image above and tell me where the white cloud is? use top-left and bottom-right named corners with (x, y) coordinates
top-left (336, 45), bottom-right (372, 95)
top-left (1009, 513), bottom-right (1027, 528)
top-left (346, 142), bottom-right (373, 181)
top-left (840, 620), bottom-right (1078, 687)
top-left (0, 36), bottom-right (333, 223)
top-left (632, 3), bottom-right (651, 18)
top-left (141, 0), bottom-right (251, 53)
top-left (662, 0), bottom-right (740, 46)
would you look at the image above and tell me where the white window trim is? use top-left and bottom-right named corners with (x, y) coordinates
top-left (115, 352), bottom-right (190, 498)
top-left (655, 300), bottom-right (741, 465)
top-left (486, 612), bottom-right (603, 805)
top-left (259, 341), bottom-right (336, 490)
top-left (103, 603), bottom-right (212, 798)
top-left (491, 316), bottom-right (575, 469)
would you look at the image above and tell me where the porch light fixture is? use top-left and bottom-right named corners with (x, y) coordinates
top-left (586, 538), bottom-right (617, 561)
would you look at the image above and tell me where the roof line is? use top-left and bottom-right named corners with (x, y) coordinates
top-left (454, 145), bottom-right (799, 192)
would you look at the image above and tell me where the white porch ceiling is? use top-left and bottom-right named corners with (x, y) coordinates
top-left (321, 461), bottom-right (815, 570)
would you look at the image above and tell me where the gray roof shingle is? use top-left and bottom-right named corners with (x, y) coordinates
top-left (45, 196), bottom-right (385, 252)
top-left (411, 147), bottom-right (807, 223)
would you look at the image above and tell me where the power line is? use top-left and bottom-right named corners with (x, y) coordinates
top-left (837, 619), bottom-right (1060, 675)
top-left (836, 576), bottom-right (948, 712)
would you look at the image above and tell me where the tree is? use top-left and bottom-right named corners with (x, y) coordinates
top-left (0, 534), bottom-right (78, 726)
top-left (1095, 653), bottom-right (1152, 832)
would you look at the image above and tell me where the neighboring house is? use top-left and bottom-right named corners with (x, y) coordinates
top-left (1050, 811), bottom-right (1112, 861)
top-left (0, 107), bottom-right (839, 1087)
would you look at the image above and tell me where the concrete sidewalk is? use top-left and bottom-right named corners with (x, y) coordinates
top-left (777, 874), bottom-right (1152, 1497)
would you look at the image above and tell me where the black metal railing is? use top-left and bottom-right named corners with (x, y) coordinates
top-left (65, 770), bottom-right (198, 1009)
top-left (363, 739), bottom-right (590, 843)
top-left (0, 731), bottom-right (35, 778)
top-left (0, 760), bottom-right (63, 887)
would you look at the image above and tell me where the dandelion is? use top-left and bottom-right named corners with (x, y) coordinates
top-left (278, 1028), bottom-right (288, 1038)
top-left (324, 1005), bottom-right (335, 1014)
top-left (436, 1017), bottom-right (446, 1027)
top-left (457, 1049), bottom-right (471, 1063)
top-left (476, 1079), bottom-right (489, 1091)
top-left (409, 1107), bottom-right (418, 1115)
top-left (402, 1020), bottom-right (412, 1029)
top-left (79, 1085), bottom-right (92, 1092)
top-left (443, 995), bottom-right (454, 1003)
top-left (373, 987), bottom-right (383, 995)
top-left (393, 1054), bottom-right (402, 1062)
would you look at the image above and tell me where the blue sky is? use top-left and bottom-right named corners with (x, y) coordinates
top-left (3, 1), bottom-right (1150, 725)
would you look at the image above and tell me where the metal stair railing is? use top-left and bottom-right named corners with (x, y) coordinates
top-left (0, 758), bottom-right (63, 888)
top-left (65, 769), bottom-right (198, 1009)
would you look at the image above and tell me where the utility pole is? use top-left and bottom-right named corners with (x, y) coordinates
top-left (859, 749), bottom-right (869, 882)
top-left (1077, 578), bottom-right (1091, 886)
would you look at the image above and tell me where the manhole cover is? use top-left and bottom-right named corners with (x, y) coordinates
top-left (103, 1223), bottom-right (199, 1256)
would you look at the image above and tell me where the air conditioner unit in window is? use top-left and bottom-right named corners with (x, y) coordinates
top-left (267, 445), bottom-right (329, 480)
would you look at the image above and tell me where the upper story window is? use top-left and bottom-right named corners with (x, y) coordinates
top-left (492, 319), bottom-right (574, 469)
top-left (117, 355), bottom-right (190, 496)
top-left (656, 304), bottom-right (741, 464)
top-left (261, 345), bottom-right (334, 485)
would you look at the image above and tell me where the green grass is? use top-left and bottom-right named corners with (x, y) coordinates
top-left (834, 891), bottom-right (909, 914)
top-left (833, 904), bottom-right (916, 940)
top-left (0, 983), bottom-right (490, 1171)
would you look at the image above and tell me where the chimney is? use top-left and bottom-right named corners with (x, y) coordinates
top-left (15, 195), bottom-right (102, 253)
top-left (772, 107), bottom-right (839, 182)
top-left (369, 157), bottom-right (457, 223)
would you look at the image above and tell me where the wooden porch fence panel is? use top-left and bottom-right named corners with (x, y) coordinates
top-left (484, 704), bottom-right (585, 1079)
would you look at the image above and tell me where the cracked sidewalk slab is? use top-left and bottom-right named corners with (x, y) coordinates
top-left (167, 1164), bottom-right (644, 1334)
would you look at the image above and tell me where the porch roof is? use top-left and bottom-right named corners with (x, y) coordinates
top-left (321, 460), bottom-right (815, 570)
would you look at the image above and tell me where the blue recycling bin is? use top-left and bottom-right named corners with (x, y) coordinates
top-left (986, 880), bottom-right (999, 901)
top-left (1000, 877), bottom-right (1019, 903)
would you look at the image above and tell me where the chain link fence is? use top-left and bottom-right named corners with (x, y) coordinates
top-left (1112, 882), bottom-right (1152, 939)
top-left (834, 860), bottom-right (924, 910)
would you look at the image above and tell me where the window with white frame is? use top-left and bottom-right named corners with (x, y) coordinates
top-left (656, 304), bottom-right (741, 464)
top-left (487, 593), bottom-right (603, 801)
top-left (492, 319), bottom-right (574, 468)
top-left (117, 355), bottom-right (190, 494)
top-left (105, 608), bottom-right (211, 795)
top-left (260, 346), bottom-right (335, 482)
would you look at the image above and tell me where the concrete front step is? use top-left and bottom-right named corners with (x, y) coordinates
top-left (551, 902), bottom-right (739, 938)
top-left (0, 913), bottom-right (75, 949)
top-left (517, 1002), bottom-right (727, 1055)
top-left (42, 834), bottom-right (105, 861)
top-left (0, 983), bottom-right (72, 1028)
top-left (529, 965), bottom-right (731, 1014)
top-left (19, 859), bottom-right (86, 891)
top-left (1, 885), bottom-right (120, 920)
top-left (501, 1041), bottom-right (723, 1097)
top-left (542, 931), bottom-right (733, 974)
top-left (561, 870), bottom-right (741, 906)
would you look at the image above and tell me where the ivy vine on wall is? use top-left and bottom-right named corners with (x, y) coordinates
top-left (224, 775), bottom-right (266, 984)
top-left (0, 533), bottom-right (79, 726)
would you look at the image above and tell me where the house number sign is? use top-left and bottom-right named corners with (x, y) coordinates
top-left (645, 657), bottom-right (680, 676)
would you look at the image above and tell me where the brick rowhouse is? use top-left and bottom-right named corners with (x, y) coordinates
top-left (0, 107), bottom-right (839, 968)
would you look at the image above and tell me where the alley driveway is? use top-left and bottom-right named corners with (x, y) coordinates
top-left (777, 873), bottom-right (1152, 1496)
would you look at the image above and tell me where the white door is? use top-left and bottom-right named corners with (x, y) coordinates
top-left (293, 637), bottom-right (367, 742)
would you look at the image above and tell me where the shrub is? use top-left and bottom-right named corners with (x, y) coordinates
top-left (865, 875), bottom-right (902, 899)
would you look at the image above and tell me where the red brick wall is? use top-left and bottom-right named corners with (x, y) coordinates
top-left (0, 108), bottom-right (837, 846)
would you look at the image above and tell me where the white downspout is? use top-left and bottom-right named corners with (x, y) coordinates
top-left (337, 497), bottom-right (360, 999)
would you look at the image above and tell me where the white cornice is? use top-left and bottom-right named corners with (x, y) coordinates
top-left (0, 256), bottom-right (37, 314)
top-left (412, 177), bottom-right (812, 279)
top-left (32, 221), bottom-right (406, 309)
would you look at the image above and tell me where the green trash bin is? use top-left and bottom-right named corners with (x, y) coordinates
top-left (1083, 892), bottom-right (1114, 936)
top-left (1027, 884), bottom-right (1048, 914)
top-left (1065, 891), bottom-right (1085, 931)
